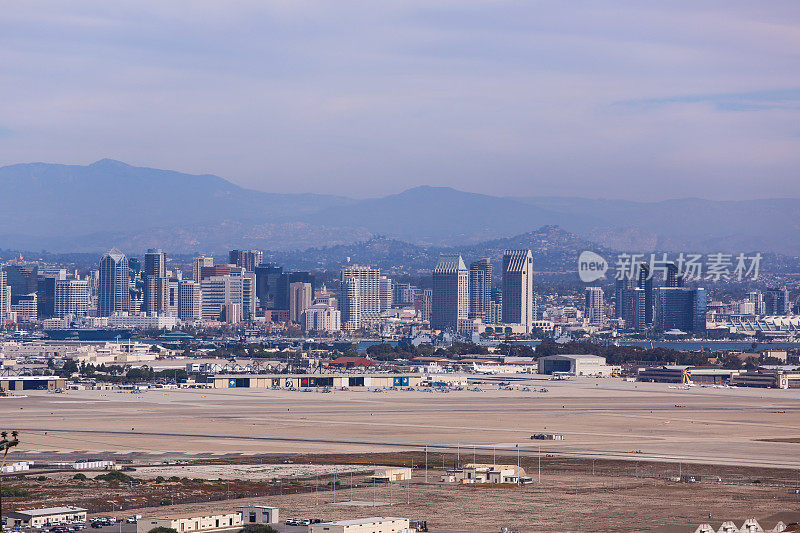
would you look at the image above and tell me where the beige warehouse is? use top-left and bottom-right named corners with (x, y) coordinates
top-left (137, 513), bottom-right (241, 533)
top-left (310, 517), bottom-right (410, 533)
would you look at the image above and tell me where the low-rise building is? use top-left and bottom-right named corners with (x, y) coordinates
top-left (309, 517), bottom-right (410, 533)
top-left (234, 506), bottom-right (279, 525)
top-left (137, 513), bottom-right (242, 533)
top-left (537, 354), bottom-right (613, 376)
top-left (440, 463), bottom-right (530, 484)
top-left (372, 467), bottom-right (412, 482)
top-left (4, 506), bottom-right (87, 528)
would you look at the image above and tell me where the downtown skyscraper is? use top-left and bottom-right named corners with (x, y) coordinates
top-left (431, 254), bottom-right (468, 331)
top-left (501, 249), bottom-right (535, 333)
top-left (98, 248), bottom-right (130, 316)
top-left (469, 258), bottom-right (492, 321)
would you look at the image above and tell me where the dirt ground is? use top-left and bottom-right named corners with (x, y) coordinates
top-left (5, 377), bottom-right (800, 531)
top-left (5, 377), bottom-right (800, 470)
top-left (3, 453), bottom-right (800, 532)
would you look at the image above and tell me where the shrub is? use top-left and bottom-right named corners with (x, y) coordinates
top-left (73, 473), bottom-right (88, 481)
top-left (241, 525), bottom-right (278, 533)
top-left (1, 486), bottom-right (29, 497)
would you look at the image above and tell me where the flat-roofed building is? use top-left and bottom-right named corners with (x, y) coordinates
top-left (137, 513), bottom-right (241, 533)
top-left (0, 376), bottom-right (66, 391)
top-left (234, 506), bottom-right (279, 525)
top-left (310, 517), bottom-right (410, 533)
top-left (4, 506), bottom-right (87, 528)
top-left (537, 354), bottom-right (613, 376)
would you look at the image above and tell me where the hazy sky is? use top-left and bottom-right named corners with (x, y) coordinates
top-left (1, 1), bottom-right (799, 200)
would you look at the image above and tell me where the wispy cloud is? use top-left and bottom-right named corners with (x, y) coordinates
top-left (0, 2), bottom-right (799, 200)
top-left (616, 88), bottom-right (800, 112)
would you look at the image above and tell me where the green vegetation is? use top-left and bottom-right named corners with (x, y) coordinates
top-left (241, 525), bottom-right (278, 533)
top-left (72, 473), bottom-right (88, 481)
top-left (1, 486), bottom-right (30, 497)
top-left (95, 470), bottom-right (140, 483)
top-left (148, 528), bottom-right (178, 533)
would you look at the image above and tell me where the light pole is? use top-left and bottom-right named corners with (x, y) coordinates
top-left (1, 431), bottom-right (21, 533)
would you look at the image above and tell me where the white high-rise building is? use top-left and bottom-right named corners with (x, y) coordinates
top-left (55, 279), bottom-right (90, 318)
top-left (584, 286), bottom-right (605, 325)
top-left (301, 304), bottom-right (341, 332)
top-left (341, 265), bottom-right (381, 320)
top-left (340, 275), bottom-right (361, 331)
top-left (379, 275), bottom-right (393, 311)
top-left (501, 249), bottom-right (535, 333)
top-left (0, 271), bottom-right (11, 322)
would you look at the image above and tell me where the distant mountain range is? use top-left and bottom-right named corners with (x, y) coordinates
top-left (1, 159), bottom-right (798, 255)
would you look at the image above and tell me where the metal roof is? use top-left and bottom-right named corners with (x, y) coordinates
top-left (319, 517), bottom-right (406, 526)
top-left (10, 507), bottom-right (87, 517)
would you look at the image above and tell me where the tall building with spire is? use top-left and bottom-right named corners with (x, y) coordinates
top-left (431, 254), bottom-right (468, 331)
top-left (501, 249), bottom-right (535, 333)
top-left (98, 248), bottom-right (130, 316)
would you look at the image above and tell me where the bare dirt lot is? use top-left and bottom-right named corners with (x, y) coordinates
top-left (4, 377), bottom-right (800, 468)
top-left (4, 377), bottom-right (800, 531)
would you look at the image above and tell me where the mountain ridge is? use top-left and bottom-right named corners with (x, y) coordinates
top-left (1, 159), bottom-right (799, 254)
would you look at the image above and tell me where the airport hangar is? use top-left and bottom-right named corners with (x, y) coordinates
top-left (210, 373), bottom-right (425, 389)
top-left (0, 376), bottom-right (67, 391)
top-left (537, 354), bottom-right (614, 376)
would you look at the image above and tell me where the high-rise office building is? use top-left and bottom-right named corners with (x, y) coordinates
top-left (764, 288), bottom-right (790, 315)
top-left (229, 250), bottom-right (263, 272)
top-left (276, 271), bottom-right (315, 310)
top-left (419, 288), bottom-right (433, 323)
top-left (341, 265), bottom-right (381, 319)
top-left (468, 258), bottom-right (492, 321)
top-left (655, 287), bottom-right (707, 333)
top-left (55, 279), bottom-right (90, 318)
top-left (255, 263), bottom-right (283, 309)
top-left (143, 249), bottom-right (168, 314)
top-left (584, 286), bottom-right (605, 325)
top-left (340, 274), bottom-right (361, 331)
top-left (178, 280), bottom-right (202, 320)
top-left (379, 275), bottom-right (393, 311)
top-left (638, 262), bottom-right (654, 325)
top-left (144, 249), bottom-right (166, 278)
top-left (501, 249), bottom-right (535, 333)
top-left (192, 256), bottom-right (214, 282)
top-left (98, 248), bottom-right (130, 317)
top-left (665, 263), bottom-right (684, 288)
top-left (289, 281), bottom-right (313, 323)
top-left (0, 271), bottom-right (10, 323)
top-left (36, 275), bottom-right (58, 319)
top-left (622, 287), bottom-right (646, 331)
top-left (12, 293), bottom-right (37, 321)
top-left (614, 278), bottom-right (634, 319)
top-left (201, 275), bottom-right (243, 321)
top-left (747, 291), bottom-right (765, 315)
top-left (393, 282), bottom-right (416, 307)
top-left (431, 254), bottom-right (469, 331)
top-left (2, 264), bottom-right (38, 305)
